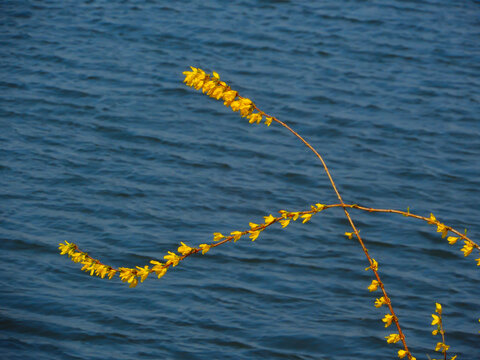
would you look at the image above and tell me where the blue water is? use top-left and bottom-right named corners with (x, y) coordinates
top-left (1, 0), bottom-right (479, 359)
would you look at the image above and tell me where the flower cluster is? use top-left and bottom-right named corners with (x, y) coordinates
top-left (430, 303), bottom-right (457, 360)
top-left (59, 241), bottom-right (118, 279)
top-left (183, 67), bottom-right (273, 126)
top-left (59, 203), bottom-right (327, 287)
top-left (58, 240), bottom-right (204, 288)
top-left (365, 259), bottom-right (415, 359)
top-left (428, 213), bottom-right (480, 265)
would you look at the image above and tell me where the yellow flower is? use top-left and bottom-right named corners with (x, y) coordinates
top-left (435, 342), bottom-right (449, 352)
top-left (95, 265), bottom-right (108, 279)
top-left (202, 80), bottom-right (216, 94)
top-left (301, 213), bottom-right (312, 224)
top-left (345, 232), bottom-right (353, 239)
top-left (249, 231), bottom-right (260, 241)
top-left (230, 231), bottom-right (243, 242)
top-left (450, 355), bottom-right (457, 360)
top-left (374, 297), bottom-right (387, 308)
top-left (164, 251), bottom-right (180, 267)
top-left (280, 219), bottom-right (290, 228)
top-left (71, 252), bottom-right (86, 263)
top-left (368, 280), bottom-right (379, 292)
top-left (435, 302), bottom-right (442, 315)
top-left (128, 278), bottom-right (138, 288)
top-left (222, 90), bottom-right (237, 106)
top-left (265, 117), bottom-right (273, 126)
top-left (447, 236), bottom-right (459, 245)
top-left (247, 112), bottom-right (262, 124)
top-left (182, 67), bottom-right (200, 86)
top-left (432, 329), bottom-right (438, 335)
top-left (107, 268), bottom-right (117, 280)
top-left (428, 213), bottom-right (437, 224)
top-left (210, 86), bottom-right (225, 100)
top-left (178, 242), bottom-right (193, 255)
top-left (365, 258), bottom-right (378, 271)
top-left (238, 98), bottom-right (253, 117)
top-left (385, 333), bottom-right (401, 344)
top-left (136, 265), bottom-right (150, 282)
top-left (199, 244), bottom-right (211, 254)
top-left (290, 212), bottom-right (300, 221)
top-left (315, 203), bottom-right (326, 211)
top-left (150, 260), bottom-right (168, 278)
top-left (436, 223), bottom-right (448, 238)
top-left (81, 260), bottom-right (96, 275)
top-left (431, 314), bottom-right (440, 326)
top-left (264, 214), bottom-right (276, 225)
top-left (460, 240), bottom-right (474, 256)
top-left (382, 313), bottom-right (394, 328)
top-left (119, 267), bottom-right (138, 287)
top-left (58, 240), bottom-right (70, 254)
top-left (213, 232), bottom-right (225, 241)
top-left (476, 257), bottom-right (480, 266)
top-left (398, 350), bottom-right (407, 359)
top-left (230, 100), bottom-right (241, 111)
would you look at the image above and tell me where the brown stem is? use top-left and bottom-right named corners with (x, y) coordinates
top-left (249, 105), bottom-right (412, 356)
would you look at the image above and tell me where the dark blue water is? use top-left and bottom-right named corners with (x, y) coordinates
top-left (1, 1), bottom-right (479, 359)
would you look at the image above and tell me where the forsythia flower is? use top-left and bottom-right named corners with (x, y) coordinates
top-left (345, 232), bottom-right (353, 239)
top-left (290, 212), bottom-right (300, 221)
top-left (435, 342), bottom-right (450, 352)
top-left (428, 213), bottom-right (437, 224)
top-left (230, 231), bottom-right (243, 242)
top-left (436, 223), bottom-right (448, 238)
top-left (118, 267), bottom-right (138, 288)
top-left (264, 214), bottom-right (276, 225)
top-left (476, 257), bottom-right (480, 266)
top-left (368, 280), bottom-right (379, 292)
top-left (431, 314), bottom-right (440, 326)
top-left (365, 258), bottom-right (378, 271)
top-left (249, 222), bottom-right (259, 229)
top-left (71, 252), bottom-right (86, 263)
top-left (164, 251), bottom-right (180, 267)
top-left (213, 232), bottom-right (225, 241)
top-left (397, 350), bottom-right (407, 359)
top-left (222, 90), bottom-right (237, 106)
top-left (382, 313), bottom-right (394, 327)
top-left (375, 297), bottom-right (387, 308)
top-left (280, 219), bottom-right (290, 228)
top-left (447, 236), bottom-right (459, 245)
top-left (177, 242), bottom-right (193, 255)
top-left (107, 268), bottom-right (117, 280)
top-left (150, 260), bottom-right (168, 279)
top-left (183, 68), bottom-right (277, 128)
top-left (136, 265), bottom-right (150, 282)
top-left (199, 244), bottom-right (211, 254)
top-left (435, 302), bottom-right (442, 315)
top-left (432, 329), bottom-right (438, 335)
top-left (95, 265), bottom-right (108, 279)
top-left (385, 333), bottom-right (401, 344)
top-left (460, 240), bottom-right (474, 256)
top-left (58, 240), bottom-right (75, 255)
top-left (249, 231), bottom-right (260, 241)
top-left (247, 112), bottom-right (262, 124)
top-left (301, 213), bottom-right (312, 224)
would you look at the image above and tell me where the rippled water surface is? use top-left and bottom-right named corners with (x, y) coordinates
top-left (1, 1), bottom-right (479, 359)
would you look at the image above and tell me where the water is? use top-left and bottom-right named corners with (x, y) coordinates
top-left (1, 0), bottom-right (479, 359)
